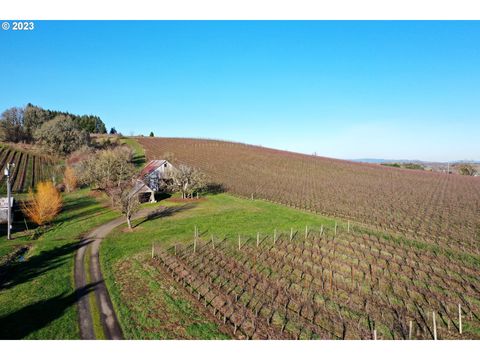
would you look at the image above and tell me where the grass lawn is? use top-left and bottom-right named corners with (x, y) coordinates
top-left (101, 193), bottom-right (341, 339)
top-left (0, 189), bottom-right (118, 339)
top-left (120, 137), bottom-right (146, 168)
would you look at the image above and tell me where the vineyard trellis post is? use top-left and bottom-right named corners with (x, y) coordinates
top-left (458, 304), bottom-right (462, 334)
top-left (348, 221), bottom-right (350, 233)
top-left (274, 229), bottom-right (277, 245)
top-left (433, 311), bottom-right (437, 340)
top-left (305, 225), bottom-right (308, 239)
top-left (409, 320), bottom-right (412, 340)
top-left (335, 222), bottom-right (337, 236)
top-left (290, 228), bottom-right (293, 241)
top-left (238, 234), bottom-right (241, 250)
top-left (5, 162), bottom-right (14, 240)
top-left (174, 244), bottom-right (177, 256)
top-left (256, 232), bottom-right (260, 247)
top-left (373, 329), bottom-right (377, 340)
top-left (151, 242), bottom-right (154, 259)
top-left (211, 234), bottom-right (215, 249)
top-left (193, 226), bottom-right (197, 254)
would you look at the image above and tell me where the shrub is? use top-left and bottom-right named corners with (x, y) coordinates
top-left (22, 181), bottom-right (63, 225)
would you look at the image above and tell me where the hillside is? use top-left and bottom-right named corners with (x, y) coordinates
top-left (137, 137), bottom-right (480, 255)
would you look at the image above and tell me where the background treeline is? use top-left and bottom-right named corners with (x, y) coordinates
top-left (0, 103), bottom-right (107, 144)
top-left (0, 104), bottom-right (107, 155)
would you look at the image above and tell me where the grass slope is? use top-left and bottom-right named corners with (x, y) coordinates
top-left (0, 189), bottom-right (118, 339)
top-left (120, 137), bottom-right (146, 168)
top-left (101, 193), bottom-right (341, 339)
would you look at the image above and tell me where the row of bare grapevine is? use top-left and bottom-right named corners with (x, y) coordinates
top-left (152, 225), bottom-right (480, 339)
top-left (138, 137), bottom-right (480, 256)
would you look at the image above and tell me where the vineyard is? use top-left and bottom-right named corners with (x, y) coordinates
top-left (0, 143), bottom-right (60, 194)
top-left (137, 137), bottom-right (480, 257)
top-left (153, 224), bottom-right (480, 340)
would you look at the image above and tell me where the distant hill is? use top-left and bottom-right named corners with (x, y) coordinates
top-left (353, 158), bottom-right (480, 165)
top-left (352, 158), bottom-right (421, 164)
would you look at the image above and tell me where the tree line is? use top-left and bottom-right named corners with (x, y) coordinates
top-left (0, 103), bottom-right (107, 155)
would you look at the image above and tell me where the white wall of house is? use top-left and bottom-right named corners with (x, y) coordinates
top-left (145, 161), bottom-right (174, 191)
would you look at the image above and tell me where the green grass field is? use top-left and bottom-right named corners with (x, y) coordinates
top-left (0, 189), bottom-right (118, 339)
top-left (120, 137), bottom-right (146, 168)
top-left (101, 193), bottom-right (342, 339)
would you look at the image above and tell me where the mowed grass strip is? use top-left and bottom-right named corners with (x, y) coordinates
top-left (101, 193), bottom-right (341, 339)
top-left (110, 253), bottom-right (230, 339)
top-left (0, 189), bottom-right (118, 339)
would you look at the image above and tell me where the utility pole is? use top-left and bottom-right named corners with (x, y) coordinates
top-left (5, 163), bottom-right (14, 240)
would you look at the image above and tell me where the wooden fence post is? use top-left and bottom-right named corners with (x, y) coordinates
top-left (194, 237), bottom-right (197, 254)
top-left (348, 221), bottom-right (350, 233)
top-left (238, 234), bottom-right (241, 250)
top-left (409, 320), bottom-right (412, 340)
top-left (151, 242), bottom-right (154, 259)
top-left (211, 235), bottom-right (215, 249)
top-left (274, 229), bottom-right (277, 245)
top-left (458, 304), bottom-right (462, 334)
top-left (174, 244), bottom-right (177, 256)
top-left (320, 225), bottom-right (323, 236)
top-left (305, 225), bottom-right (308, 239)
top-left (257, 232), bottom-right (260, 247)
top-left (373, 329), bottom-right (377, 340)
top-left (290, 228), bottom-right (293, 241)
top-left (334, 222), bottom-right (337, 236)
top-left (433, 311), bottom-right (437, 340)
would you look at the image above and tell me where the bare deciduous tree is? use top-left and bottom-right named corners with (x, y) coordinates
top-left (120, 185), bottom-right (141, 229)
top-left (107, 180), bottom-right (141, 229)
top-left (167, 164), bottom-right (206, 199)
top-left (77, 146), bottom-right (136, 190)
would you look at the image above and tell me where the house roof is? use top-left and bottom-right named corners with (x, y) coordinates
top-left (139, 160), bottom-right (169, 178)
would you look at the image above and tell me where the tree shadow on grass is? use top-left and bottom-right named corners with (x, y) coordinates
top-left (203, 183), bottom-right (226, 195)
top-left (134, 203), bottom-right (197, 228)
top-left (61, 196), bottom-right (99, 213)
top-left (0, 240), bottom-right (93, 291)
top-left (0, 282), bottom-right (100, 339)
top-left (132, 153), bottom-right (146, 167)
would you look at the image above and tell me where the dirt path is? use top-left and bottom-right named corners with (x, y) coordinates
top-left (75, 206), bottom-right (165, 340)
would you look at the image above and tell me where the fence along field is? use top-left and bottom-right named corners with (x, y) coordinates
top-left (137, 137), bottom-right (480, 257)
top-left (0, 144), bottom-right (60, 194)
top-left (153, 224), bottom-right (480, 339)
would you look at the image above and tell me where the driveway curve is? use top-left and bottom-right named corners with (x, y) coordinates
top-left (74, 206), bottom-right (164, 340)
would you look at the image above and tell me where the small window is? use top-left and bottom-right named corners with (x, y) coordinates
top-left (164, 163), bottom-right (167, 167)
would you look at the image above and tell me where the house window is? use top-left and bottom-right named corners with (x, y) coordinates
top-left (164, 163), bottom-right (167, 167)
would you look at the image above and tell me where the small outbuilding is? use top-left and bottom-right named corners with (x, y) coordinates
top-left (129, 180), bottom-right (156, 203)
top-left (139, 160), bottom-right (175, 192)
top-left (0, 197), bottom-right (14, 224)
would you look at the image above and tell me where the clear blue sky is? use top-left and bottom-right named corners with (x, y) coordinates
top-left (1, 21), bottom-right (479, 161)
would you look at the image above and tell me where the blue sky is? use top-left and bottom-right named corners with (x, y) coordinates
top-left (0, 21), bottom-right (479, 161)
